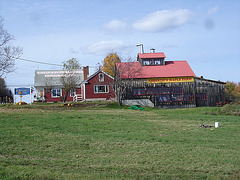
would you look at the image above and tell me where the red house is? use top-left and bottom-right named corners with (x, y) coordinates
top-left (80, 70), bottom-right (115, 101)
top-left (34, 68), bottom-right (115, 102)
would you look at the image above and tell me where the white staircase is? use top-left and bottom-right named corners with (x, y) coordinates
top-left (73, 94), bottom-right (83, 102)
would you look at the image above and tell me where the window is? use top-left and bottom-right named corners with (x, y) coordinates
top-left (171, 87), bottom-right (183, 101)
top-left (99, 73), bottom-right (104, 82)
top-left (171, 87), bottom-right (183, 94)
top-left (52, 89), bottom-right (62, 98)
top-left (143, 60), bottom-right (150, 65)
top-left (196, 93), bottom-right (207, 101)
top-left (94, 85), bottom-right (109, 93)
top-left (159, 87), bottom-right (170, 94)
top-left (146, 88), bottom-right (159, 95)
top-left (172, 94), bottom-right (183, 101)
top-left (133, 88), bottom-right (145, 96)
top-left (70, 89), bottom-right (76, 97)
top-left (155, 60), bottom-right (161, 65)
top-left (159, 94), bottom-right (170, 102)
top-left (146, 88), bottom-right (155, 95)
top-left (184, 94), bottom-right (193, 101)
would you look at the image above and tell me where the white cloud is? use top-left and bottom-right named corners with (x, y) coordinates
top-left (82, 40), bottom-right (132, 55)
top-left (208, 7), bottom-right (219, 15)
top-left (132, 9), bottom-right (194, 32)
top-left (103, 19), bottom-right (126, 31)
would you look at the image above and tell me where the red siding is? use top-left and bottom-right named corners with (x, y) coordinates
top-left (43, 71), bottom-right (115, 102)
top-left (44, 88), bottom-right (81, 102)
top-left (85, 72), bottom-right (115, 100)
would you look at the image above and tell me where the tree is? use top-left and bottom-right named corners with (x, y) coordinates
top-left (0, 77), bottom-right (13, 103)
top-left (225, 81), bottom-right (240, 103)
top-left (102, 53), bottom-right (121, 77)
top-left (114, 58), bottom-right (143, 105)
top-left (0, 17), bottom-right (22, 77)
top-left (61, 58), bottom-right (81, 102)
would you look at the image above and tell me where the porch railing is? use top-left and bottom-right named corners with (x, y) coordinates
top-left (73, 94), bottom-right (83, 102)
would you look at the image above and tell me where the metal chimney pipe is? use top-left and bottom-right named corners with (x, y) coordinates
top-left (136, 44), bottom-right (144, 54)
top-left (150, 48), bottom-right (155, 53)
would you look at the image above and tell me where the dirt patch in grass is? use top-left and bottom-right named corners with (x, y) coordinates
top-left (0, 103), bottom-right (107, 113)
top-left (0, 107), bottom-right (42, 114)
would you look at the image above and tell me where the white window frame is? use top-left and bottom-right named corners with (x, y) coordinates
top-left (70, 89), bottom-right (76, 97)
top-left (155, 60), bottom-right (161, 65)
top-left (143, 60), bottom-right (150, 65)
top-left (99, 73), bottom-right (104, 82)
top-left (52, 89), bottom-right (62, 98)
top-left (94, 85), bottom-right (109, 93)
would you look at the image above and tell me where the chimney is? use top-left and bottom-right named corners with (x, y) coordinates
top-left (150, 48), bottom-right (155, 53)
top-left (83, 66), bottom-right (89, 80)
top-left (136, 44), bottom-right (144, 54)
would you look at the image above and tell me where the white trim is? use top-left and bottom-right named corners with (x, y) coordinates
top-left (70, 89), bottom-right (76, 97)
top-left (43, 88), bottom-right (45, 101)
top-left (83, 70), bottom-right (114, 84)
top-left (99, 70), bottom-right (114, 80)
top-left (51, 88), bottom-right (62, 98)
top-left (94, 85), bottom-right (109, 93)
top-left (83, 83), bottom-right (86, 100)
top-left (99, 73), bottom-right (104, 82)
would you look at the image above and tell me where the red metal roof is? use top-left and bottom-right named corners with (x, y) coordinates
top-left (116, 61), bottom-right (196, 79)
top-left (138, 53), bottom-right (166, 59)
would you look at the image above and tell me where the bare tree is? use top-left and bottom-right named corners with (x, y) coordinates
top-left (115, 57), bottom-right (143, 105)
top-left (61, 58), bottom-right (81, 102)
top-left (0, 17), bottom-right (22, 77)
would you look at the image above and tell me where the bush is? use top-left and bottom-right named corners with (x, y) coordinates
top-left (218, 104), bottom-right (240, 116)
top-left (225, 81), bottom-right (240, 103)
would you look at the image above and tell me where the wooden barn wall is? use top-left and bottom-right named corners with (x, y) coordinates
top-left (194, 78), bottom-right (225, 107)
top-left (120, 78), bottom-right (225, 108)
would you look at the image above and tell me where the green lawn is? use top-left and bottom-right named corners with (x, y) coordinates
top-left (0, 103), bottom-right (239, 179)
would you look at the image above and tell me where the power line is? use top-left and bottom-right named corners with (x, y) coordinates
top-left (15, 58), bottom-right (62, 66)
top-left (15, 57), bottom-right (99, 68)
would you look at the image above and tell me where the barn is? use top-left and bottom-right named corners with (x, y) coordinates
top-left (115, 48), bottom-right (225, 108)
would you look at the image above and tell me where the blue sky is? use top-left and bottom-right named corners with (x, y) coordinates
top-left (1, 0), bottom-right (240, 89)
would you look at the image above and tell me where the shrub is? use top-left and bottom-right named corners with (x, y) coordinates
top-left (218, 104), bottom-right (240, 116)
top-left (225, 81), bottom-right (240, 103)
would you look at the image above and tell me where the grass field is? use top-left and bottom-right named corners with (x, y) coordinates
top-left (0, 103), bottom-right (239, 179)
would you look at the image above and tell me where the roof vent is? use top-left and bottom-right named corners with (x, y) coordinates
top-left (150, 48), bottom-right (155, 53)
top-left (136, 44), bottom-right (144, 54)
